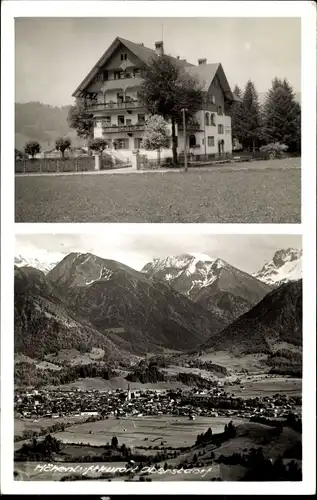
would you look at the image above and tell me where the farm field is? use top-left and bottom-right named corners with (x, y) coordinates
top-left (228, 376), bottom-right (302, 398)
top-left (50, 377), bottom-right (190, 392)
top-left (15, 159), bottom-right (301, 223)
top-left (52, 415), bottom-right (245, 448)
top-left (14, 415), bottom-right (88, 438)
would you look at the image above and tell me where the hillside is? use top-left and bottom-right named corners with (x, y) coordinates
top-left (15, 102), bottom-right (85, 151)
top-left (200, 280), bottom-right (302, 357)
top-left (169, 421), bottom-right (301, 481)
top-left (14, 266), bottom-right (126, 362)
top-left (15, 254), bottom-right (227, 361)
top-left (47, 253), bottom-right (226, 354)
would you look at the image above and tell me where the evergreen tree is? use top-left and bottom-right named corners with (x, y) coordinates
top-left (230, 85), bottom-right (245, 148)
top-left (242, 80), bottom-right (262, 151)
top-left (139, 55), bottom-right (203, 164)
top-left (263, 78), bottom-right (301, 152)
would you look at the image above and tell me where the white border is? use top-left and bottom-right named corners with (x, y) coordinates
top-left (1, 0), bottom-right (317, 495)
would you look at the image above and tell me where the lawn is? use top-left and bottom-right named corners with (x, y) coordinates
top-left (15, 161), bottom-right (301, 223)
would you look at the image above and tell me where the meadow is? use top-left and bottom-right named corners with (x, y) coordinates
top-left (15, 159), bottom-right (301, 223)
top-left (52, 415), bottom-right (244, 448)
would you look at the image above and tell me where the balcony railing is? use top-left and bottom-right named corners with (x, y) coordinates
top-left (88, 101), bottom-right (142, 111)
top-left (102, 124), bottom-right (145, 133)
top-left (178, 122), bottom-right (202, 132)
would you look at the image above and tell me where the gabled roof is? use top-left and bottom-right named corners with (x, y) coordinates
top-left (185, 63), bottom-right (234, 101)
top-left (185, 63), bottom-right (220, 92)
top-left (73, 37), bottom-right (235, 102)
top-left (72, 36), bottom-right (194, 97)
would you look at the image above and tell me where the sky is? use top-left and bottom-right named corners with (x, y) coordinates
top-left (15, 17), bottom-right (301, 106)
top-left (15, 234), bottom-right (302, 274)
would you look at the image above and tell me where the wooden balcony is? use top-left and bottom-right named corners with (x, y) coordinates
top-left (102, 123), bottom-right (145, 133)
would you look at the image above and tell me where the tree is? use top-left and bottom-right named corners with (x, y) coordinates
top-left (142, 115), bottom-right (170, 166)
top-left (88, 137), bottom-right (108, 155)
top-left (111, 436), bottom-right (118, 448)
top-left (241, 80), bottom-right (262, 151)
top-left (263, 78), bottom-right (301, 152)
top-left (68, 98), bottom-right (94, 140)
top-left (139, 54), bottom-right (203, 164)
top-left (230, 85), bottom-right (245, 147)
top-left (24, 140), bottom-right (41, 159)
top-left (55, 137), bottom-right (71, 159)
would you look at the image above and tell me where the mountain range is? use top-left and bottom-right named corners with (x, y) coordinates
top-left (142, 253), bottom-right (272, 324)
top-left (253, 248), bottom-right (302, 287)
top-left (14, 249), bottom-right (303, 366)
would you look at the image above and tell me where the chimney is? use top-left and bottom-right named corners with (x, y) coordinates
top-left (198, 58), bottom-right (207, 65)
top-left (177, 56), bottom-right (180, 60)
top-left (155, 41), bottom-right (164, 56)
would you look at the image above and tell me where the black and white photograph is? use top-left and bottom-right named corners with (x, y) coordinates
top-left (14, 16), bottom-right (301, 223)
top-left (13, 233), bottom-right (303, 482)
top-left (1, 0), bottom-right (316, 496)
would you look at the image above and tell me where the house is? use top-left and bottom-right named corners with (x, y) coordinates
top-left (72, 37), bottom-right (239, 163)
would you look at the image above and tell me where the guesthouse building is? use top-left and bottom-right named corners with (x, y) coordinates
top-left (72, 37), bottom-right (239, 164)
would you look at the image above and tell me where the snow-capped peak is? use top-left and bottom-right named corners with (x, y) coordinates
top-left (142, 253), bottom-right (230, 298)
top-left (188, 253), bottom-right (217, 262)
top-left (14, 253), bottom-right (65, 274)
top-left (253, 248), bottom-right (302, 286)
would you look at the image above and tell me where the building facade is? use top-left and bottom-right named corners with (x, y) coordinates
top-left (73, 37), bottom-right (238, 163)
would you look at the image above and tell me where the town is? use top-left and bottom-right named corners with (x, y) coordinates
top-left (15, 386), bottom-right (301, 424)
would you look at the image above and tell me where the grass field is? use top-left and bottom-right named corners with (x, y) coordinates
top-left (52, 415), bottom-right (244, 448)
top-left (14, 415), bottom-right (88, 438)
top-left (228, 376), bottom-right (302, 398)
top-left (15, 159), bottom-right (301, 223)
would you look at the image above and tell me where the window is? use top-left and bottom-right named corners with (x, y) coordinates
top-left (210, 94), bottom-right (215, 104)
top-left (134, 138), bottom-right (143, 149)
top-left (103, 70), bottom-right (108, 82)
top-left (210, 113), bottom-right (216, 125)
top-left (117, 93), bottom-right (124, 102)
top-left (137, 114), bottom-right (145, 123)
top-left (117, 138), bottom-right (129, 149)
top-left (118, 115), bottom-right (125, 126)
top-left (205, 113), bottom-right (210, 126)
top-left (120, 53), bottom-right (128, 61)
top-left (114, 71), bottom-right (121, 80)
top-left (189, 134), bottom-right (196, 148)
top-left (102, 117), bottom-right (111, 127)
top-left (126, 119), bottom-right (132, 126)
top-left (214, 76), bottom-right (220, 87)
top-left (218, 124), bottom-right (224, 134)
top-left (208, 136), bottom-right (215, 147)
top-left (133, 68), bottom-right (141, 78)
top-left (218, 105), bottom-right (223, 116)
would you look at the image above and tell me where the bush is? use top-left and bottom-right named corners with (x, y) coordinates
top-left (260, 142), bottom-right (288, 158)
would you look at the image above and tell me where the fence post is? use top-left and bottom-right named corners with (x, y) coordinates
top-left (23, 161), bottom-right (26, 174)
top-left (136, 151), bottom-right (140, 170)
top-left (95, 154), bottom-right (100, 171)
